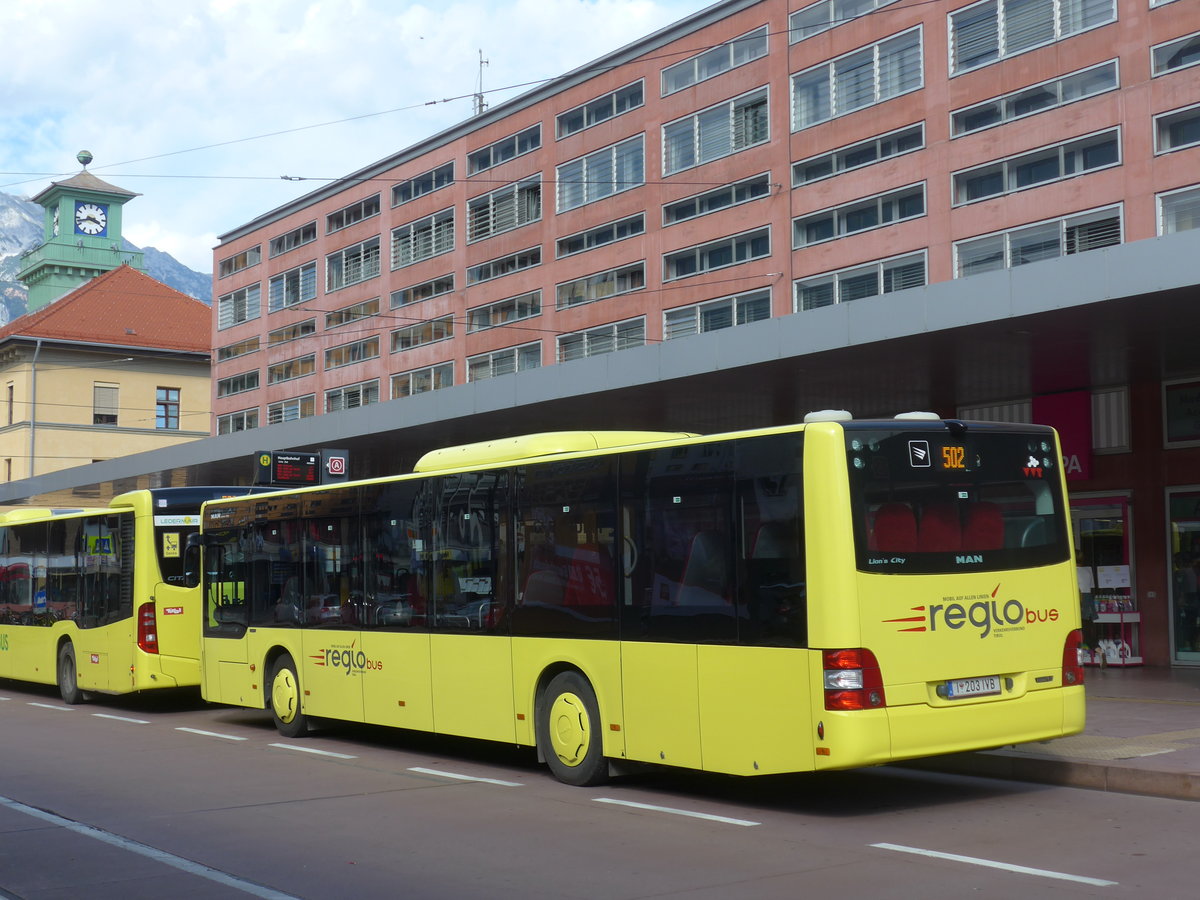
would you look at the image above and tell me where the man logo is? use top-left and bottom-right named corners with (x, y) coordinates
top-left (908, 440), bottom-right (931, 467)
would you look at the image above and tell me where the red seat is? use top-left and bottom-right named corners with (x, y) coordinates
top-left (963, 502), bottom-right (1004, 551)
top-left (918, 503), bottom-right (961, 552)
top-left (869, 503), bottom-right (917, 552)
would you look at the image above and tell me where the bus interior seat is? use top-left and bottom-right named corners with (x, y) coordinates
top-left (521, 567), bottom-right (566, 606)
top-left (870, 502), bottom-right (917, 552)
top-left (751, 522), bottom-right (793, 559)
top-left (918, 502), bottom-right (961, 552)
top-left (1005, 516), bottom-right (1047, 548)
top-left (963, 502), bottom-right (1004, 550)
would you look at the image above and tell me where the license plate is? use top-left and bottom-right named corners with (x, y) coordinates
top-left (945, 675), bottom-right (1001, 699)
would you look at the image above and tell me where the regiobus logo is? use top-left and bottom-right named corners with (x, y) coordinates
top-left (310, 641), bottom-right (383, 675)
top-left (883, 584), bottom-right (1061, 639)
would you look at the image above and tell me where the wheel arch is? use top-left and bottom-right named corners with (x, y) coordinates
top-left (262, 644), bottom-right (295, 710)
top-left (532, 661), bottom-right (608, 764)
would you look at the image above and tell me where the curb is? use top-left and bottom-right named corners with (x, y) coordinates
top-left (895, 750), bottom-right (1200, 802)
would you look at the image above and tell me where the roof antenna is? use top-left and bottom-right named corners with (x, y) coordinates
top-left (473, 49), bottom-right (488, 116)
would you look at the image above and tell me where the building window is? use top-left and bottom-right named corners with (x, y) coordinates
top-left (393, 162), bottom-right (455, 206)
top-left (324, 337), bottom-right (380, 370)
top-left (269, 222), bottom-right (316, 257)
top-left (267, 355), bottom-right (315, 384)
top-left (268, 262), bottom-right (317, 312)
top-left (955, 206), bottom-right (1122, 276)
top-left (325, 380), bottom-right (379, 412)
top-left (662, 25), bottom-right (768, 95)
top-left (663, 88), bottom-right (769, 175)
top-left (267, 319), bottom-right (316, 347)
top-left (468, 177), bottom-right (541, 242)
top-left (466, 343), bottom-right (541, 381)
top-left (326, 194), bottom-right (380, 233)
top-left (664, 289), bottom-right (771, 340)
top-left (218, 246), bottom-right (260, 278)
top-left (154, 387), bottom-right (180, 430)
top-left (557, 81), bottom-right (644, 139)
top-left (793, 125), bottom-right (924, 186)
top-left (391, 316), bottom-right (453, 352)
top-left (468, 290), bottom-right (541, 332)
top-left (952, 129), bottom-right (1120, 205)
top-left (217, 408), bottom-right (259, 435)
top-left (93, 383), bottom-right (118, 426)
top-left (6, 382), bottom-right (12, 426)
top-left (557, 263), bottom-right (645, 309)
top-left (216, 370), bottom-right (260, 398)
top-left (1152, 31), bottom-right (1200, 77)
top-left (1155, 105), bottom-right (1200, 154)
top-left (949, 0), bottom-right (1116, 75)
top-left (950, 61), bottom-right (1118, 138)
top-left (557, 214), bottom-right (645, 258)
top-left (466, 247), bottom-right (541, 285)
top-left (556, 136), bottom-right (644, 212)
top-left (392, 362), bottom-right (454, 398)
top-left (790, 0), bottom-right (901, 43)
top-left (326, 297), bottom-right (380, 330)
top-left (792, 27), bottom-right (922, 131)
top-left (216, 336), bottom-right (260, 361)
top-left (391, 209), bottom-right (454, 268)
top-left (326, 237), bottom-right (380, 291)
top-left (1158, 186), bottom-right (1200, 234)
top-left (558, 318), bottom-right (645, 362)
top-left (795, 252), bottom-right (926, 311)
top-left (663, 174), bottom-right (771, 227)
top-left (793, 184), bottom-right (925, 248)
top-left (468, 125), bottom-right (540, 174)
top-left (664, 228), bottom-right (770, 280)
top-left (217, 284), bottom-right (261, 329)
top-left (392, 274), bottom-right (454, 308)
top-left (267, 395), bottom-right (315, 425)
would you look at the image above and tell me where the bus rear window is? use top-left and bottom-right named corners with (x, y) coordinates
top-left (847, 426), bottom-right (1070, 574)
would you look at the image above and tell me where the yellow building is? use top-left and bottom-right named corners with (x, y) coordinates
top-left (0, 264), bottom-right (212, 481)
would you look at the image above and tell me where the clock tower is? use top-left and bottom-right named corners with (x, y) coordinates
top-left (17, 151), bottom-right (146, 312)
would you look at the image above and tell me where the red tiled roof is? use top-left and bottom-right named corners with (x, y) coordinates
top-left (0, 265), bottom-right (210, 354)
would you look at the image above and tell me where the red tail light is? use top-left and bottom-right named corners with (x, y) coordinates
top-left (1062, 628), bottom-right (1085, 686)
top-left (823, 648), bottom-right (887, 710)
top-left (137, 602), bottom-right (159, 654)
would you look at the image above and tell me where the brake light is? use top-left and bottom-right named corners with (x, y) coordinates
top-left (823, 648), bottom-right (887, 710)
top-left (137, 602), bottom-right (159, 654)
top-left (1062, 628), bottom-right (1085, 686)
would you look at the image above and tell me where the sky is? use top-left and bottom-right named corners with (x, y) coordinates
top-left (1, 0), bottom-right (715, 272)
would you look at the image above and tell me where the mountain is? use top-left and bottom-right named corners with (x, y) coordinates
top-left (0, 191), bottom-right (211, 327)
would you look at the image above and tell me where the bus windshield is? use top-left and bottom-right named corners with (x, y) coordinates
top-left (848, 424), bottom-right (1070, 574)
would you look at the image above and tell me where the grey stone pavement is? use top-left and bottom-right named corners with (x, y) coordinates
top-left (901, 665), bottom-right (1200, 801)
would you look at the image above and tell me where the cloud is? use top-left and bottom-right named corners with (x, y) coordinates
top-left (2, 0), bottom-right (710, 273)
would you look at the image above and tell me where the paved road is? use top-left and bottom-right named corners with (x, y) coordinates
top-left (0, 679), bottom-right (1192, 898)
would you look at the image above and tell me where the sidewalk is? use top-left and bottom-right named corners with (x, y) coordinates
top-left (900, 666), bottom-right (1200, 801)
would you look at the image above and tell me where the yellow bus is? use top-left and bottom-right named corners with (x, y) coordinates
top-left (196, 414), bottom-right (1085, 785)
top-left (0, 487), bottom-right (266, 704)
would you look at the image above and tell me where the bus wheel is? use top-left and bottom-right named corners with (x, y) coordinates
top-left (57, 643), bottom-right (87, 705)
top-left (269, 655), bottom-right (309, 738)
top-left (538, 671), bottom-right (608, 786)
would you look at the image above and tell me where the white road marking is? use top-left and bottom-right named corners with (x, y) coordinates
top-left (0, 793), bottom-right (299, 899)
top-left (92, 713), bottom-right (150, 724)
top-left (269, 743), bottom-right (357, 760)
top-left (407, 767), bottom-right (523, 786)
top-left (871, 843), bottom-right (1118, 887)
top-left (176, 727), bottom-right (248, 741)
top-left (28, 702), bottom-right (73, 712)
top-left (593, 798), bottom-right (760, 827)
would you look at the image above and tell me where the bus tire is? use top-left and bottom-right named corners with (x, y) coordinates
top-left (57, 643), bottom-right (87, 705)
top-left (538, 671), bottom-right (608, 786)
top-left (269, 655), bottom-right (309, 738)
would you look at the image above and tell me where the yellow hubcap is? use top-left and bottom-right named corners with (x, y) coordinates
top-left (272, 668), bottom-right (299, 724)
top-left (548, 691), bottom-right (590, 767)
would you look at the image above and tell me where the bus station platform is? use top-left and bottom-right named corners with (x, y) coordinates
top-left (901, 666), bottom-right (1200, 801)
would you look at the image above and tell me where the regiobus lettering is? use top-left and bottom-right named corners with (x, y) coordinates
top-left (888, 585), bottom-right (1062, 638)
top-left (311, 644), bottom-right (383, 675)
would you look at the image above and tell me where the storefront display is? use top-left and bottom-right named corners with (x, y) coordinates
top-left (1073, 496), bottom-right (1140, 666)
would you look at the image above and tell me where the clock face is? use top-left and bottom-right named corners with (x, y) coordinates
top-left (52, 208), bottom-right (59, 236)
top-left (74, 202), bottom-right (108, 236)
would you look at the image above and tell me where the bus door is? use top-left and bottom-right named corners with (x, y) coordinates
top-left (427, 471), bottom-right (515, 742)
top-left (201, 527), bottom-right (255, 702)
top-left (151, 514), bottom-right (203, 683)
top-left (297, 498), bottom-right (366, 724)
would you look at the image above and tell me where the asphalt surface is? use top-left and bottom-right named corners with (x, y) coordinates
top-left (901, 664), bottom-right (1200, 801)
